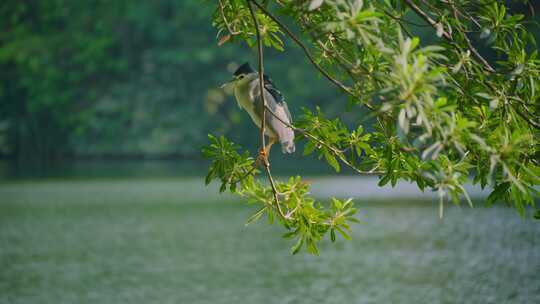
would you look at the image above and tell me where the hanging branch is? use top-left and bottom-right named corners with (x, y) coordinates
top-left (249, 0), bottom-right (375, 111)
top-left (511, 103), bottom-right (540, 130)
top-left (263, 104), bottom-right (383, 175)
top-left (218, 0), bottom-right (241, 35)
top-left (246, 0), bottom-right (288, 220)
top-left (403, 0), bottom-right (496, 73)
top-left (241, 1), bottom-right (383, 176)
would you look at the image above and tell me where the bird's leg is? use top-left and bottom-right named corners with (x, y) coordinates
top-left (256, 137), bottom-right (276, 167)
top-left (264, 137), bottom-right (276, 158)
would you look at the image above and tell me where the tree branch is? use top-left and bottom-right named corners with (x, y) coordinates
top-left (261, 103), bottom-right (382, 176)
top-left (249, 0), bottom-right (375, 111)
top-left (246, 0), bottom-right (288, 220)
top-left (218, 0), bottom-right (241, 35)
top-left (403, 0), bottom-right (496, 73)
top-left (247, 1), bottom-right (381, 176)
top-left (447, 1), bottom-right (496, 73)
top-left (511, 102), bottom-right (540, 130)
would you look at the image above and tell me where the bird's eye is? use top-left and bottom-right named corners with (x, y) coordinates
top-left (238, 75), bottom-right (244, 79)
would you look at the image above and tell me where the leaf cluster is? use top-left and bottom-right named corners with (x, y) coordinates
top-left (209, 0), bottom-right (540, 252)
top-left (203, 134), bottom-right (358, 255)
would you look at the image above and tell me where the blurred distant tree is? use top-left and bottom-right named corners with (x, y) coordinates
top-left (0, 1), bottom-right (227, 159)
top-left (205, 0), bottom-right (540, 254)
top-left (0, 0), bottom-right (349, 161)
top-left (0, 1), bottom-right (127, 160)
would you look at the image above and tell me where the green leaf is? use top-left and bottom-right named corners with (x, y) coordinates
top-left (355, 10), bottom-right (383, 22)
top-left (459, 186), bottom-right (474, 208)
top-left (282, 231), bottom-right (297, 239)
top-left (324, 151), bottom-right (340, 172)
top-left (306, 239), bottom-right (320, 256)
top-left (291, 237), bottom-right (304, 255)
top-left (347, 217), bottom-right (360, 223)
top-left (378, 174), bottom-right (391, 187)
top-left (511, 185), bottom-right (525, 218)
top-left (267, 208), bottom-right (274, 224)
top-left (486, 182), bottom-right (510, 206)
top-left (332, 197), bottom-right (343, 209)
top-left (303, 141), bottom-right (317, 156)
top-left (336, 226), bottom-right (351, 240)
top-left (245, 207), bottom-right (266, 225)
top-left (410, 37), bottom-right (420, 51)
top-left (205, 169), bottom-right (213, 185)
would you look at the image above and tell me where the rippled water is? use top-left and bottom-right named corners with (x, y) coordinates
top-left (1, 179), bottom-right (538, 303)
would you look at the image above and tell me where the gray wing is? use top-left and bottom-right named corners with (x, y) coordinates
top-left (280, 100), bottom-right (293, 123)
top-left (258, 84), bottom-right (295, 154)
top-left (263, 74), bottom-right (292, 123)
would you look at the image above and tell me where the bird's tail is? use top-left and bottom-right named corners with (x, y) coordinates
top-left (280, 140), bottom-right (295, 154)
top-left (276, 117), bottom-right (295, 154)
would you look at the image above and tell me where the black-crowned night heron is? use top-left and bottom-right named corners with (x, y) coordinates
top-left (221, 63), bottom-right (295, 160)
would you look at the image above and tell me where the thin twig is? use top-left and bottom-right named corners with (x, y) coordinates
top-left (383, 9), bottom-right (431, 28)
top-left (442, 0), bottom-right (482, 29)
top-left (314, 38), bottom-right (358, 82)
top-left (448, 1), bottom-right (496, 73)
top-left (229, 166), bottom-right (257, 185)
top-left (262, 103), bottom-right (383, 176)
top-left (403, 0), bottom-right (451, 39)
top-left (511, 102), bottom-right (540, 130)
top-left (403, 0), bottom-right (496, 73)
top-left (249, 0), bottom-right (375, 111)
top-left (246, 0), bottom-right (288, 220)
top-left (218, 0), bottom-right (241, 35)
top-left (297, 15), bottom-right (373, 84)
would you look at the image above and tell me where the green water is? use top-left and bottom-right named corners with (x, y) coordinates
top-left (1, 179), bottom-right (539, 304)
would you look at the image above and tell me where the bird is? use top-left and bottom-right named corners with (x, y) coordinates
top-left (221, 62), bottom-right (295, 161)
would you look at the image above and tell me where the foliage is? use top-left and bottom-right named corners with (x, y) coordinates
top-left (206, 0), bottom-right (540, 253)
top-left (203, 134), bottom-right (357, 255)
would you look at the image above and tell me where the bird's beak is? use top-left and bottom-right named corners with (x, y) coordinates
top-left (220, 78), bottom-right (235, 94)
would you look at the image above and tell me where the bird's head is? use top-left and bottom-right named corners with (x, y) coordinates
top-left (220, 62), bottom-right (257, 92)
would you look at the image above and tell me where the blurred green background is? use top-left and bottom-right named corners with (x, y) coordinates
top-left (1, 1), bottom-right (539, 303)
top-left (0, 0), bottom-right (350, 165)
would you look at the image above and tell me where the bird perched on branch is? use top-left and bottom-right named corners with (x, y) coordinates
top-left (221, 62), bottom-right (295, 161)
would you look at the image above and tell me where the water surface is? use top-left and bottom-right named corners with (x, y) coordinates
top-left (1, 178), bottom-right (538, 304)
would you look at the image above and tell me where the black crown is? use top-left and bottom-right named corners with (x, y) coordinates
top-left (233, 62), bottom-right (255, 76)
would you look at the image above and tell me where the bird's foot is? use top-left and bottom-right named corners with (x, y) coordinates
top-left (255, 148), bottom-right (269, 167)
